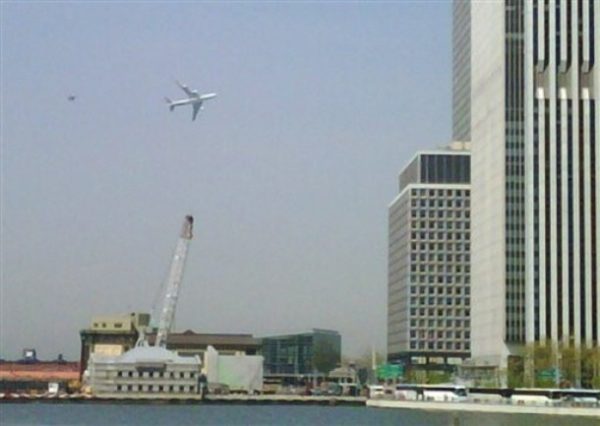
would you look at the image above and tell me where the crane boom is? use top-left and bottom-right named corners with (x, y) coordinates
top-left (154, 215), bottom-right (194, 348)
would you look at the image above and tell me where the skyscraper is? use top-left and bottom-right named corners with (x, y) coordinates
top-left (388, 144), bottom-right (471, 372)
top-left (452, 0), bottom-right (471, 142)
top-left (468, 0), bottom-right (599, 380)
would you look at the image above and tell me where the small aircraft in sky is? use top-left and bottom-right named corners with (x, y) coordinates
top-left (67, 95), bottom-right (76, 101)
top-left (165, 81), bottom-right (217, 121)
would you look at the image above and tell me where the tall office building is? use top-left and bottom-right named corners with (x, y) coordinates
top-left (468, 0), bottom-right (599, 374)
top-left (388, 144), bottom-right (471, 371)
top-left (452, 0), bottom-right (471, 142)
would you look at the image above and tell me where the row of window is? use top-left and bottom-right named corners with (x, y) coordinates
top-left (93, 322), bottom-right (123, 329)
top-left (411, 264), bottom-right (471, 273)
top-left (409, 297), bottom-right (470, 306)
top-left (410, 275), bottom-right (471, 284)
top-left (412, 221), bottom-right (470, 230)
top-left (116, 370), bottom-right (196, 379)
top-left (411, 231), bottom-right (471, 241)
top-left (409, 262), bottom-right (469, 273)
top-left (411, 189), bottom-right (470, 197)
top-left (411, 199), bottom-right (470, 208)
top-left (410, 330), bottom-right (471, 339)
top-left (408, 252), bottom-right (470, 262)
top-left (410, 243), bottom-right (471, 254)
top-left (411, 210), bottom-right (471, 219)
top-left (410, 308), bottom-right (471, 318)
top-left (115, 384), bottom-right (195, 393)
top-left (410, 341), bottom-right (470, 351)
top-left (410, 286), bottom-right (470, 295)
top-left (409, 319), bottom-right (470, 328)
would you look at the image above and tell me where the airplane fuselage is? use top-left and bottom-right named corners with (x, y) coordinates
top-left (166, 81), bottom-right (216, 120)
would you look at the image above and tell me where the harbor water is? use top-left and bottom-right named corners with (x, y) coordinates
top-left (0, 403), bottom-right (597, 426)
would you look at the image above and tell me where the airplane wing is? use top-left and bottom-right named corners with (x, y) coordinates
top-left (192, 102), bottom-right (203, 121)
top-left (177, 81), bottom-right (197, 98)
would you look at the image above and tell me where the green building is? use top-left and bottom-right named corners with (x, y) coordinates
top-left (261, 329), bottom-right (341, 377)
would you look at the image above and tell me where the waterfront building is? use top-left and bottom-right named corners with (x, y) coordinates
top-left (465, 0), bottom-right (599, 383)
top-left (79, 313), bottom-right (148, 376)
top-left (261, 329), bottom-right (341, 377)
top-left (387, 143), bottom-right (471, 373)
top-left (87, 346), bottom-right (201, 395)
top-left (0, 360), bottom-right (79, 394)
top-left (80, 313), bottom-right (261, 377)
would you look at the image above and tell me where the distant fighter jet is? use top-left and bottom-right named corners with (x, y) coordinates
top-left (165, 81), bottom-right (216, 121)
top-left (67, 95), bottom-right (76, 101)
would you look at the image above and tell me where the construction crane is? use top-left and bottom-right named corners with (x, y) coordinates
top-left (154, 215), bottom-right (194, 348)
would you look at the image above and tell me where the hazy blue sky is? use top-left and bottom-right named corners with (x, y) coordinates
top-left (1, 1), bottom-right (452, 360)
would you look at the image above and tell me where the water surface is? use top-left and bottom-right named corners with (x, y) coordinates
top-left (0, 403), bottom-right (596, 426)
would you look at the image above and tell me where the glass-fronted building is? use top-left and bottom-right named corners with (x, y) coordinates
top-left (261, 329), bottom-right (341, 376)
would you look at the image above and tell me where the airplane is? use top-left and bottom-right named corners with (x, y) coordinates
top-left (165, 81), bottom-right (217, 121)
top-left (67, 95), bottom-right (76, 101)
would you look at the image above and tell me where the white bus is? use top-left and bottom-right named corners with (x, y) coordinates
top-left (511, 388), bottom-right (600, 406)
top-left (367, 385), bottom-right (387, 399)
top-left (394, 384), bottom-right (467, 402)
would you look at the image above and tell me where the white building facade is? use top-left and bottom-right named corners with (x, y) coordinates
top-left (469, 0), bottom-right (599, 372)
top-left (388, 146), bottom-right (472, 370)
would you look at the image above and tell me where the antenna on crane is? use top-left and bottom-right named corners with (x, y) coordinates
top-left (151, 215), bottom-right (194, 348)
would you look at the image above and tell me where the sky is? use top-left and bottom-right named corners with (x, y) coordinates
top-left (0, 1), bottom-right (452, 360)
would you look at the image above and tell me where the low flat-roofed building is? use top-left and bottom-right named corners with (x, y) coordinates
top-left (0, 361), bottom-right (80, 394)
top-left (146, 330), bottom-right (261, 357)
top-left (87, 346), bottom-right (201, 396)
top-left (90, 313), bottom-right (150, 332)
top-left (80, 313), bottom-right (262, 377)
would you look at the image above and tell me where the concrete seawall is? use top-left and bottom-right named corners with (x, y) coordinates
top-left (0, 393), bottom-right (366, 406)
top-left (366, 399), bottom-right (600, 418)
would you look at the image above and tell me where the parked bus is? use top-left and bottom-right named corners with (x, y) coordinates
top-left (511, 388), bottom-right (600, 406)
top-left (393, 384), bottom-right (467, 402)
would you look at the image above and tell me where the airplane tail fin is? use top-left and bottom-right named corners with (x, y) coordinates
top-left (164, 97), bottom-right (175, 111)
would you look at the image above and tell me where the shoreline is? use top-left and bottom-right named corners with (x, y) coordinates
top-left (2, 393), bottom-right (600, 417)
top-left (0, 394), bottom-right (366, 406)
top-left (367, 399), bottom-right (600, 418)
